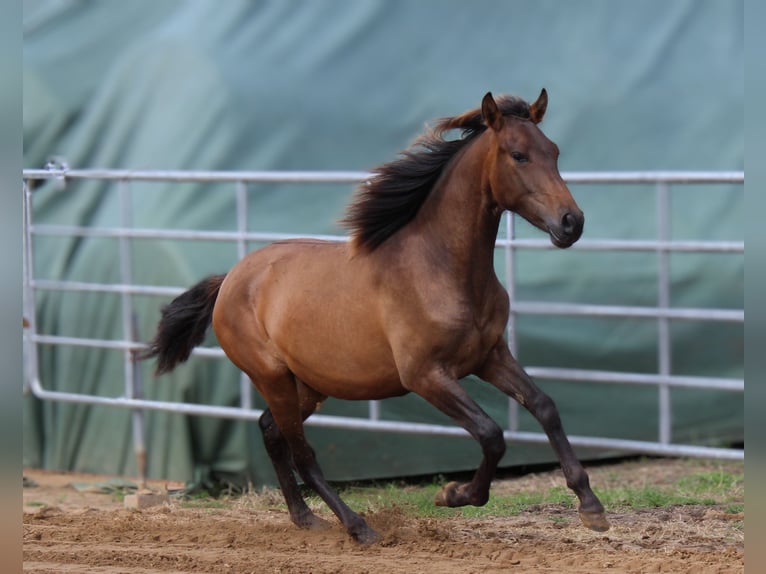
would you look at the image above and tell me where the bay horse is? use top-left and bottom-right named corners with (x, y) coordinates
top-left (144, 90), bottom-right (609, 544)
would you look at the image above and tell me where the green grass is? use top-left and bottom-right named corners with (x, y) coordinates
top-left (218, 460), bottom-right (744, 524)
top-left (329, 482), bottom-right (574, 519)
top-left (111, 491), bottom-right (126, 503)
top-left (288, 464), bottom-right (744, 519)
top-left (596, 484), bottom-right (716, 509)
top-left (179, 491), bottom-right (229, 509)
top-left (594, 467), bottom-right (743, 510)
top-left (676, 469), bottom-right (743, 494)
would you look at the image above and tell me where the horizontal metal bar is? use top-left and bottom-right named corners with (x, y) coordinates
top-left (32, 279), bottom-right (185, 297)
top-left (28, 224), bottom-right (745, 254)
top-left (499, 237), bottom-right (744, 253)
top-left (22, 168), bottom-right (744, 185)
top-left (513, 301), bottom-right (744, 322)
top-left (24, 375), bottom-right (742, 460)
top-left (23, 169), bottom-right (371, 184)
top-left (28, 333), bottom-right (227, 358)
top-left (29, 333), bottom-right (742, 392)
top-left (29, 224), bottom-right (348, 244)
top-left (561, 171), bottom-right (744, 184)
top-left (527, 366), bottom-right (743, 392)
top-left (29, 334), bottom-right (144, 351)
top-left (31, 279), bottom-right (743, 324)
top-left (305, 414), bottom-right (743, 461)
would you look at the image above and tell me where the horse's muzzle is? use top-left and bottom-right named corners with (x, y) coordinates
top-left (549, 211), bottom-right (584, 248)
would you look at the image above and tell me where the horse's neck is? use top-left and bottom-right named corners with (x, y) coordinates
top-left (410, 136), bottom-right (502, 288)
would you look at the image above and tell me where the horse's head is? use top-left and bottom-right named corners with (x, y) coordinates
top-left (482, 89), bottom-right (583, 248)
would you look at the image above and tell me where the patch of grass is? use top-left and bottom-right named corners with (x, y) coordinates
top-left (676, 470), bottom-right (743, 497)
top-left (26, 501), bottom-right (46, 507)
top-left (179, 491), bottom-right (229, 509)
top-left (180, 498), bottom-right (228, 509)
top-left (597, 485), bottom-right (695, 509)
top-left (230, 461), bottom-right (744, 520)
top-left (189, 491), bottom-right (212, 500)
top-left (595, 467), bottom-right (742, 510)
top-left (111, 491), bottom-right (126, 503)
top-left (337, 466), bottom-right (742, 518)
top-left (326, 480), bottom-right (576, 519)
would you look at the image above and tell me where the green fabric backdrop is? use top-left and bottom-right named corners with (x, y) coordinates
top-left (23, 0), bottom-right (743, 485)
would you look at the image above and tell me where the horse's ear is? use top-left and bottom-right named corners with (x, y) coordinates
top-left (481, 92), bottom-right (503, 131)
top-left (529, 88), bottom-right (548, 124)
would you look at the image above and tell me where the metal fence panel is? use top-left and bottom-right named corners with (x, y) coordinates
top-left (22, 169), bottom-right (744, 462)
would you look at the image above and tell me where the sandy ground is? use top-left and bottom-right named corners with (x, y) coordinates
top-left (23, 459), bottom-right (743, 574)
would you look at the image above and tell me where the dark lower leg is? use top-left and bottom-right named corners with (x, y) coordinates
top-left (258, 410), bottom-right (327, 530)
top-left (479, 344), bottom-right (609, 531)
top-left (403, 370), bottom-right (506, 508)
top-left (526, 391), bottom-right (609, 531)
top-left (289, 439), bottom-right (380, 544)
top-left (434, 418), bottom-right (505, 508)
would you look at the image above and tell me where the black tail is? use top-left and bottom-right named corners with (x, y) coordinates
top-left (142, 274), bottom-right (227, 375)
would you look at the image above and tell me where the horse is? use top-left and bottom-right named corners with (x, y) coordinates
top-left (144, 89), bottom-right (609, 544)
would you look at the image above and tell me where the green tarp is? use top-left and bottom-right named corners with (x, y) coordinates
top-left (23, 0), bottom-right (743, 485)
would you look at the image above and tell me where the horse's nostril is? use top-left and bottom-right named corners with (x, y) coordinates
top-left (561, 212), bottom-right (576, 235)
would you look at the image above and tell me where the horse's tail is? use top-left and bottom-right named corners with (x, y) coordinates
top-left (142, 274), bottom-right (227, 375)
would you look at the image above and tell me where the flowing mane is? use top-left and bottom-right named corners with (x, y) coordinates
top-left (341, 95), bottom-right (532, 253)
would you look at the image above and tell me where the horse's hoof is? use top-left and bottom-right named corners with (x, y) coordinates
top-left (351, 525), bottom-right (382, 545)
top-left (434, 481), bottom-right (460, 507)
top-left (434, 481), bottom-right (487, 507)
top-left (579, 509), bottom-right (610, 532)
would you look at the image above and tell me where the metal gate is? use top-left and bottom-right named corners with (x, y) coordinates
top-left (23, 168), bottom-right (744, 462)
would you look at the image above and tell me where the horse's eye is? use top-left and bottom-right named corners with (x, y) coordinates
top-left (511, 151), bottom-right (528, 163)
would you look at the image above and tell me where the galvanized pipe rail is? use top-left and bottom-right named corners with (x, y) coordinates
top-left (22, 168), bottom-right (744, 461)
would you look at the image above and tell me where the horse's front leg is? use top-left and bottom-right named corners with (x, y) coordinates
top-left (404, 367), bottom-right (506, 508)
top-left (477, 342), bottom-right (610, 532)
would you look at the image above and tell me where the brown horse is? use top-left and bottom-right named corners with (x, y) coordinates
top-left (144, 90), bottom-right (609, 544)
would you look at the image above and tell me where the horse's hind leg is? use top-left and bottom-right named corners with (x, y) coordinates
top-left (259, 408), bottom-right (329, 531)
top-left (257, 375), bottom-right (380, 544)
top-left (478, 342), bottom-right (610, 532)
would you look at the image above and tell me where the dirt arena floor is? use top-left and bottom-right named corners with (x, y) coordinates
top-left (23, 458), bottom-right (743, 574)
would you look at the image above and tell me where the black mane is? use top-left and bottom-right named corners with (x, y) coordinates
top-left (341, 95), bottom-right (530, 253)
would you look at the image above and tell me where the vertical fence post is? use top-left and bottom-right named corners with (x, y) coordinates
top-left (656, 181), bottom-right (672, 445)
top-left (505, 213), bottom-right (519, 434)
top-left (23, 180), bottom-right (39, 396)
top-left (118, 179), bottom-right (146, 482)
top-left (235, 181), bottom-right (254, 411)
top-left (369, 400), bottom-right (381, 421)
